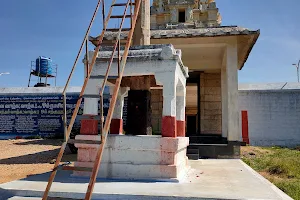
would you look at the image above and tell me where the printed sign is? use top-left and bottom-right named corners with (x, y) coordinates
top-left (0, 94), bottom-right (110, 139)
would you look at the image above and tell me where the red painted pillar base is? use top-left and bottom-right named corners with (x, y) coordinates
top-left (80, 115), bottom-right (98, 135)
top-left (162, 116), bottom-right (177, 137)
top-left (176, 120), bottom-right (185, 137)
top-left (110, 119), bottom-right (123, 134)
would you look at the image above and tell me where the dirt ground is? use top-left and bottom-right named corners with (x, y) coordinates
top-left (0, 139), bottom-right (76, 184)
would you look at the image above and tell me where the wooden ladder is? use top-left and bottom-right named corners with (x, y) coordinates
top-left (42, 0), bottom-right (141, 199)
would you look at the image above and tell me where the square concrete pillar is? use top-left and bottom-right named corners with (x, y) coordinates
top-left (81, 70), bottom-right (104, 135)
top-left (225, 41), bottom-right (239, 141)
top-left (109, 87), bottom-right (128, 134)
top-left (156, 72), bottom-right (177, 138)
top-left (221, 62), bottom-right (228, 138)
top-left (176, 84), bottom-right (186, 137)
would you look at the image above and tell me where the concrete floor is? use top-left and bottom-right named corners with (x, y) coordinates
top-left (0, 160), bottom-right (292, 200)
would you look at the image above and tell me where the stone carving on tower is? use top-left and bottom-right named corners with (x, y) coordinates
top-left (170, 7), bottom-right (177, 23)
top-left (186, 6), bottom-right (193, 22)
top-left (150, 0), bottom-right (222, 29)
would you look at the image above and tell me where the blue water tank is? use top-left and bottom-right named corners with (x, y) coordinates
top-left (35, 56), bottom-right (53, 76)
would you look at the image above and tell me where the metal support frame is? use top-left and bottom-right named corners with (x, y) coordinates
top-left (27, 59), bottom-right (57, 88)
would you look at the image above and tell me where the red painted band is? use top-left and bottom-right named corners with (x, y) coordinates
top-left (80, 115), bottom-right (98, 135)
top-left (177, 120), bottom-right (185, 137)
top-left (110, 119), bottom-right (123, 135)
top-left (162, 116), bottom-right (177, 137)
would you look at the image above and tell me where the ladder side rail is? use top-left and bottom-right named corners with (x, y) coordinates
top-left (27, 61), bottom-right (34, 87)
top-left (63, 0), bottom-right (118, 143)
top-left (85, 40), bottom-right (89, 78)
top-left (61, 0), bottom-right (117, 146)
top-left (62, 93), bottom-right (67, 142)
top-left (62, 0), bottom-right (103, 95)
top-left (97, 0), bottom-right (131, 138)
top-left (99, 0), bottom-right (131, 96)
top-left (102, 0), bottom-right (105, 27)
top-left (84, 1), bottom-right (142, 199)
top-left (42, 0), bottom-right (107, 198)
top-left (83, 0), bottom-right (118, 89)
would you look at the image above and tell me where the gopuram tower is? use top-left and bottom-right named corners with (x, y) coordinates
top-left (150, 0), bottom-right (222, 29)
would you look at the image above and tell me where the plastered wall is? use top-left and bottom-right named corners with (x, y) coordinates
top-left (239, 90), bottom-right (300, 147)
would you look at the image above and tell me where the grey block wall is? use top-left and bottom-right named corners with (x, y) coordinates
top-left (239, 89), bottom-right (300, 147)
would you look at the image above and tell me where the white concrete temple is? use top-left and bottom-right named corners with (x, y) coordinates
top-left (74, 44), bottom-right (190, 180)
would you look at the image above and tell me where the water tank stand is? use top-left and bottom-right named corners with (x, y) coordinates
top-left (27, 60), bottom-right (58, 87)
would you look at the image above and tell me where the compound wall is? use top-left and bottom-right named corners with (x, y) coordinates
top-left (239, 89), bottom-right (300, 147)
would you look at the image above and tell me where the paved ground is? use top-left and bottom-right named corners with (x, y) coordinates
top-left (0, 159), bottom-right (292, 200)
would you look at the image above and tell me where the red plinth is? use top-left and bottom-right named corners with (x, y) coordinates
top-left (110, 119), bottom-right (123, 134)
top-left (162, 116), bottom-right (177, 137)
top-left (177, 120), bottom-right (185, 137)
top-left (80, 116), bottom-right (98, 135)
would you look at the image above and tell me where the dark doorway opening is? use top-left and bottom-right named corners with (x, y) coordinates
top-left (187, 115), bottom-right (197, 136)
top-left (178, 10), bottom-right (185, 23)
top-left (126, 90), bottom-right (151, 135)
top-left (186, 71), bottom-right (201, 137)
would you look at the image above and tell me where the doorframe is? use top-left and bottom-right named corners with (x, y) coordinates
top-left (186, 71), bottom-right (202, 135)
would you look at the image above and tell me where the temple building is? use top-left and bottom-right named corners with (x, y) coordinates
top-left (89, 0), bottom-right (260, 158)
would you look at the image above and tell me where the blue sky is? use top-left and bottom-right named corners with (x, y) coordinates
top-left (0, 0), bottom-right (299, 87)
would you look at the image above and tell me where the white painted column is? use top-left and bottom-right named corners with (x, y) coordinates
top-left (155, 71), bottom-right (177, 137)
top-left (83, 52), bottom-right (102, 115)
top-left (176, 82), bottom-right (186, 137)
top-left (81, 63), bottom-right (103, 135)
top-left (221, 62), bottom-right (228, 138)
top-left (83, 79), bottom-right (103, 115)
top-left (109, 87), bottom-right (129, 134)
top-left (109, 87), bottom-right (129, 119)
top-left (226, 40), bottom-right (240, 141)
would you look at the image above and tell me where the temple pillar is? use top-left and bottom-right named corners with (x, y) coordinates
top-left (176, 83), bottom-right (186, 137)
top-left (155, 71), bottom-right (177, 138)
top-left (225, 40), bottom-right (240, 142)
top-left (221, 58), bottom-right (228, 138)
top-left (80, 74), bottom-right (103, 135)
top-left (109, 87), bottom-right (128, 135)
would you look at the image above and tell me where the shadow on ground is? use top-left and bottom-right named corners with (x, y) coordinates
top-left (23, 171), bottom-right (180, 184)
top-left (14, 139), bottom-right (63, 146)
top-left (0, 147), bottom-right (76, 165)
top-left (0, 149), bottom-right (60, 165)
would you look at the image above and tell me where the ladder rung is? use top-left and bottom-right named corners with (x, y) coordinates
top-left (68, 139), bottom-right (102, 145)
top-left (112, 3), bottom-right (135, 7)
top-left (62, 166), bottom-right (93, 172)
top-left (82, 94), bottom-right (111, 99)
top-left (106, 28), bottom-right (131, 32)
top-left (90, 75), bottom-right (119, 79)
top-left (110, 15), bottom-right (131, 19)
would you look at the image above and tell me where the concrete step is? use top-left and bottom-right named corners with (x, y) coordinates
top-left (187, 148), bottom-right (199, 154)
top-left (187, 141), bottom-right (242, 159)
top-left (189, 135), bottom-right (228, 144)
top-left (187, 154), bottom-right (199, 160)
